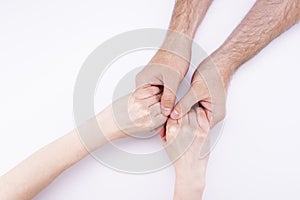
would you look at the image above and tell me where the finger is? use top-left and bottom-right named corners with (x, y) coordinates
top-left (161, 71), bottom-right (182, 116)
top-left (166, 124), bottom-right (179, 143)
top-left (154, 125), bottom-right (165, 138)
top-left (142, 102), bottom-right (167, 131)
top-left (161, 86), bottom-right (177, 116)
top-left (196, 107), bottom-right (210, 134)
top-left (152, 114), bottom-right (168, 129)
top-left (166, 118), bottom-right (179, 142)
top-left (171, 86), bottom-right (200, 119)
top-left (134, 86), bottom-right (161, 99)
top-left (157, 126), bottom-right (167, 145)
top-left (166, 117), bottom-right (178, 128)
top-left (144, 94), bottom-right (161, 107)
top-left (149, 102), bottom-right (162, 116)
top-left (188, 108), bottom-right (198, 130)
top-left (181, 112), bottom-right (189, 125)
top-left (134, 85), bottom-right (161, 99)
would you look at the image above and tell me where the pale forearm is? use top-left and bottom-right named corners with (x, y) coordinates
top-left (174, 180), bottom-right (204, 200)
top-left (0, 131), bottom-right (88, 200)
top-left (0, 108), bottom-right (124, 200)
top-left (173, 169), bottom-right (206, 200)
top-left (212, 0), bottom-right (300, 78)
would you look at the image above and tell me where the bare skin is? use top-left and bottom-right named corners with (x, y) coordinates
top-left (2, 0), bottom-right (300, 199)
top-left (171, 0), bottom-right (300, 124)
top-left (162, 107), bottom-right (210, 200)
top-left (0, 131), bottom-right (89, 200)
top-left (0, 86), bottom-right (167, 200)
top-left (136, 0), bottom-right (213, 116)
top-left (214, 0), bottom-right (300, 76)
top-left (0, 87), bottom-right (210, 200)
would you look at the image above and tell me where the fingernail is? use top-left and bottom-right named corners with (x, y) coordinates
top-left (162, 107), bottom-right (171, 116)
top-left (171, 110), bottom-right (179, 119)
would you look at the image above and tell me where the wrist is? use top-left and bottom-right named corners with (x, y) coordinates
top-left (150, 49), bottom-right (190, 77)
top-left (175, 180), bottom-right (205, 193)
top-left (175, 169), bottom-right (206, 191)
top-left (96, 105), bottom-right (126, 142)
top-left (163, 30), bottom-right (192, 62)
top-left (208, 49), bottom-right (239, 89)
top-left (211, 44), bottom-right (243, 74)
top-left (168, 22), bottom-right (197, 39)
top-left (174, 176), bottom-right (205, 200)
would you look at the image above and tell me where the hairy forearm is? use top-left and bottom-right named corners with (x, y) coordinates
top-left (152, 0), bottom-right (213, 75)
top-left (169, 0), bottom-right (213, 38)
top-left (212, 0), bottom-right (300, 78)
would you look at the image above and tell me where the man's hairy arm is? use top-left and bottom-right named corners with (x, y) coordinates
top-left (213, 0), bottom-right (300, 80)
top-left (171, 0), bottom-right (300, 123)
top-left (136, 0), bottom-right (213, 117)
top-left (168, 0), bottom-right (213, 38)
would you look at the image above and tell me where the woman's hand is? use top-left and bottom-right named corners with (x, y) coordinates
top-left (162, 106), bottom-right (210, 200)
top-left (97, 85), bottom-right (168, 140)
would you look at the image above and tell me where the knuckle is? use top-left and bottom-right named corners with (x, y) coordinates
top-left (133, 102), bottom-right (143, 112)
top-left (159, 116), bottom-right (168, 124)
top-left (191, 81), bottom-right (206, 93)
top-left (135, 115), bottom-right (151, 128)
top-left (130, 94), bottom-right (138, 102)
top-left (141, 107), bottom-right (150, 117)
top-left (135, 101), bottom-right (144, 109)
top-left (167, 124), bottom-right (179, 135)
top-left (147, 87), bottom-right (159, 95)
top-left (132, 103), bottom-right (148, 117)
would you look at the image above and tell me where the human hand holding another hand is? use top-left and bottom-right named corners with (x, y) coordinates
top-left (96, 85), bottom-right (168, 142)
top-left (170, 57), bottom-right (229, 126)
top-left (136, 32), bottom-right (192, 117)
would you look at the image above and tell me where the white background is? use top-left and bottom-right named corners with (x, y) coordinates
top-left (1, 0), bottom-right (300, 199)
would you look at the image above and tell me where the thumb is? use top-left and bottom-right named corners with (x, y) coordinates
top-left (170, 86), bottom-right (200, 119)
top-left (160, 71), bottom-right (182, 116)
top-left (161, 85), bottom-right (179, 116)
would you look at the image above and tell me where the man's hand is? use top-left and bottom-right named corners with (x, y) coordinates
top-left (171, 0), bottom-right (300, 126)
top-left (171, 58), bottom-right (228, 126)
top-left (136, 0), bottom-right (213, 116)
top-left (136, 49), bottom-right (190, 116)
top-left (162, 107), bottom-right (210, 200)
